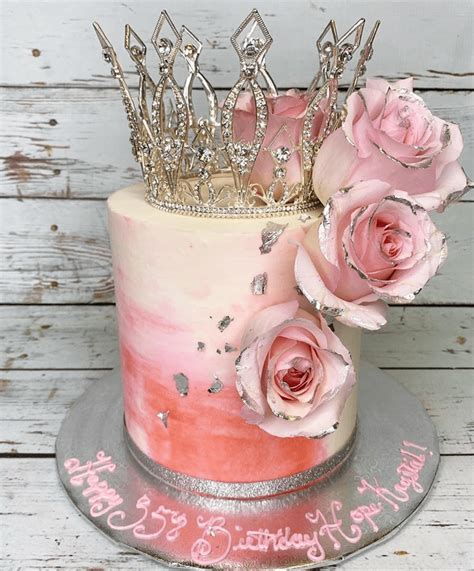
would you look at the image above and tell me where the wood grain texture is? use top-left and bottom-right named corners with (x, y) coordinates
top-left (2, 0), bottom-right (473, 89)
top-left (1, 305), bottom-right (472, 370)
top-left (1, 88), bottom-right (472, 199)
top-left (1, 369), bottom-right (471, 455)
top-left (1, 198), bottom-right (472, 304)
top-left (1, 456), bottom-right (472, 569)
top-left (0, 198), bottom-right (113, 304)
top-left (0, 370), bottom-right (106, 454)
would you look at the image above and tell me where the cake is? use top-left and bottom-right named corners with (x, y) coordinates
top-left (108, 183), bottom-right (360, 493)
top-left (95, 9), bottom-right (468, 501)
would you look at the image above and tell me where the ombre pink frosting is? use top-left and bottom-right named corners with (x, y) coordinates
top-left (108, 185), bottom-right (360, 483)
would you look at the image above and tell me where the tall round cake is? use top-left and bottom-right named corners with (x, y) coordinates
top-left (108, 184), bottom-right (360, 495)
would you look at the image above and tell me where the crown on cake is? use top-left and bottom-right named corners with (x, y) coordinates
top-left (93, 10), bottom-right (379, 217)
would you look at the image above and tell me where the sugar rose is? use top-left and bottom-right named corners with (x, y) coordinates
top-left (295, 180), bottom-right (447, 330)
top-left (233, 89), bottom-right (325, 189)
top-left (235, 300), bottom-right (355, 439)
top-left (312, 78), bottom-right (468, 211)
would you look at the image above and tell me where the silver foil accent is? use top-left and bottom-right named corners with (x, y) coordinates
top-left (156, 410), bottom-right (169, 428)
top-left (217, 315), bottom-right (234, 332)
top-left (197, 341), bottom-right (205, 351)
top-left (208, 376), bottom-right (224, 394)
top-left (259, 222), bottom-right (288, 254)
top-left (224, 343), bottom-right (237, 353)
top-left (309, 422), bottom-right (339, 439)
top-left (297, 280), bottom-right (344, 318)
top-left (250, 272), bottom-right (268, 295)
top-left (298, 213), bottom-right (312, 223)
top-left (173, 373), bottom-right (189, 396)
top-left (125, 423), bottom-right (357, 499)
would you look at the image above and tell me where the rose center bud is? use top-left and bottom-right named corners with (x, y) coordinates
top-left (276, 358), bottom-right (314, 401)
top-left (381, 232), bottom-right (402, 258)
top-left (379, 224), bottom-right (413, 263)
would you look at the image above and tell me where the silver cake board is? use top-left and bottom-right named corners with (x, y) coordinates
top-left (56, 362), bottom-right (439, 569)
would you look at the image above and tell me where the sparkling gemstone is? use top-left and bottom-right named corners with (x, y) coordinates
top-left (274, 166), bottom-right (286, 179)
top-left (162, 136), bottom-right (174, 154)
top-left (275, 146), bottom-right (291, 163)
top-left (198, 168), bottom-right (210, 180)
top-left (158, 39), bottom-right (172, 56)
top-left (242, 37), bottom-right (263, 56)
top-left (242, 62), bottom-right (257, 77)
top-left (196, 147), bottom-right (214, 163)
top-left (183, 43), bottom-right (197, 57)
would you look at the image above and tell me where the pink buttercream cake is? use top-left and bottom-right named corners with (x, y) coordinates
top-left (108, 184), bottom-right (360, 487)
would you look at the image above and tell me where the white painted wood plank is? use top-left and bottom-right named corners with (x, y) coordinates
top-left (2, 0), bottom-right (473, 89)
top-left (387, 370), bottom-right (474, 456)
top-left (0, 88), bottom-right (139, 199)
top-left (0, 370), bottom-right (106, 454)
top-left (0, 198), bottom-right (113, 304)
top-left (363, 307), bottom-right (474, 369)
top-left (0, 306), bottom-right (472, 369)
top-left (1, 456), bottom-right (472, 569)
top-left (0, 305), bottom-right (118, 370)
top-left (1, 88), bottom-right (472, 199)
top-left (1, 369), bottom-right (471, 455)
top-left (1, 198), bottom-right (472, 304)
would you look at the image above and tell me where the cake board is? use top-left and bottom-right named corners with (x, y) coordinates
top-left (56, 362), bottom-right (439, 569)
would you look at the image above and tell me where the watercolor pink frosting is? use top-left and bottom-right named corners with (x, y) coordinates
top-left (108, 184), bottom-right (360, 483)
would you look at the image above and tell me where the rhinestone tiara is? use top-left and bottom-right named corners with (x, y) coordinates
top-left (93, 10), bottom-right (380, 218)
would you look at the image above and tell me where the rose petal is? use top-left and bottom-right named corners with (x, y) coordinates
top-left (415, 160), bottom-right (469, 212)
top-left (295, 242), bottom-right (388, 330)
top-left (241, 300), bottom-right (299, 348)
top-left (235, 341), bottom-right (269, 417)
top-left (312, 129), bottom-right (358, 204)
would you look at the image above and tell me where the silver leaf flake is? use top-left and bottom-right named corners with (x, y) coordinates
top-left (197, 341), bottom-right (205, 351)
top-left (218, 315), bottom-right (234, 332)
top-left (173, 372), bottom-right (189, 396)
top-left (156, 410), bottom-right (169, 428)
top-left (224, 343), bottom-right (237, 353)
top-left (250, 272), bottom-right (268, 295)
top-left (309, 422), bottom-right (339, 440)
top-left (259, 222), bottom-right (288, 254)
top-left (298, 213), bottom-right (312, 223)
top-left (208, 376), bottom-right (224, 394)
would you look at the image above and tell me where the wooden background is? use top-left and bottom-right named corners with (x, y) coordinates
top-left (1, 0), bottom-right (473, 568)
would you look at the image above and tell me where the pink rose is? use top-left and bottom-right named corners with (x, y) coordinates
top-left (233, 89), bottom-right (325, 189)
top-left (295, 180), bottom-right (447, 329)
top-left (235, 300), bottom-right (355, 438)
top-left (313, 78), bottom-right (468, 211)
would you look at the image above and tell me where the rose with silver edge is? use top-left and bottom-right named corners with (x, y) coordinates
top-left (235, 300), bottom-right (355, 438)
top-left (312, 78), bottom-right (469, 212)
top-left (295, 180), bottom-right (447, 329)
